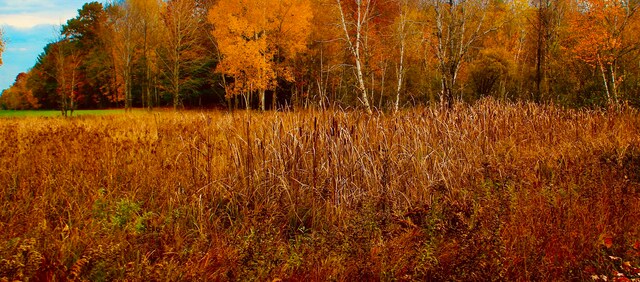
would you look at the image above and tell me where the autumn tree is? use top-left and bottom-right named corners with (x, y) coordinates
top-left (309, 0), bottom-right (422, 110)
top-left (456, 0), bottom-right (524, 101)
top-left (334, 0), bottom-right (376, 114)
top-left (209, 0), bottom-right (312, 111)
top-left (467, 48), bottom-right (513, 98)
top-left (131, 0), bottom-right (163, 110)
top-left (13, 0), bottom-right (640, 110)
top-left (108, 2), bottom-right (137, 110)
top-left (268, 0), bottom-right (314, 110)
top-left (26, 44), bottom-right (60, 109)
top-left (197, 0), bottom-right (232, 107)
top-left (63, 2), bottom-right (118, 108)
top-left (490, 0), bottom-right (532, 100)
top-left (426, 0), bottom-right (500, 108)
top-left (524, 0), bottom-right (569, 102)
top-left (570, 0), bottom-right (639, 104)
top-left (0, 73), bottom-right (40, 110)
top-left (392, 0), bottom-right (410, 112)
top-left (106, 0), bottom-right (163, 110)
top-left (388, 0), bottom-right (424, 112)
top-left (209, 0), bottom-right (274, 110)
top-left (159, 0), bottom-right (206, 109)
top-left (304, 0), bottom-right (344, 110)
top-left (52, 39), bottom-right (82, 117)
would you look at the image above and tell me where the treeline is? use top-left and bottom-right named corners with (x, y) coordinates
top-left (2, 0), bottom-right (640, 112)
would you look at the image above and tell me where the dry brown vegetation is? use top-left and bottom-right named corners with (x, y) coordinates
top-left (1, 99), bottom-right (640, 281)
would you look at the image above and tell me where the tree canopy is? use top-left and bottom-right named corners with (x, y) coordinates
top-left (3, 0), bottom-right (640, 111)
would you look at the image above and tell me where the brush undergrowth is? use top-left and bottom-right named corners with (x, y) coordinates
top-left (1, 99), bottom-right (640, 281)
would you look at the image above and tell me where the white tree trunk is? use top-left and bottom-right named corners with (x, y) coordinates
top-left (337, 0), bottom-right (373, 114)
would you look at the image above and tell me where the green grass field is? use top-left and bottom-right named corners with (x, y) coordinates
top-left (0, 109), bottom-right (141, 118)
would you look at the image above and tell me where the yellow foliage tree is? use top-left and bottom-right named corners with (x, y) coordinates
top-left (208, 0), bottom-right (312, 110)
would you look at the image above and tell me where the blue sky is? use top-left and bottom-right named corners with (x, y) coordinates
top-left (1, 1), bottom-right (96, 92)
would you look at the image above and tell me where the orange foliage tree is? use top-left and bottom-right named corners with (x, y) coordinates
top-left (208, 0), bottom-right (312, 110)
top-left (0, 73), bottom-right (41, 110)
top-left (570, 0), bottom-right (639, 104)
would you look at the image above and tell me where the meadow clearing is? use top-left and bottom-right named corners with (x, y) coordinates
top-left (1, 99), bottom-right (640, 281)
top-left (0, 109), bottom-right (142, 118)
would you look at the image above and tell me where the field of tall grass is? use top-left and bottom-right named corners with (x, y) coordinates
top-left (1, 99), bottom-right (639, 281)
top-left (0, 109), bottom-right (134, 118)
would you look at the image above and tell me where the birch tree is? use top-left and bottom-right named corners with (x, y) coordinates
top-left (428, 0), bottom-right (496, 108)
top-left (570, 0), bottom-right (639, 105)
top-left (335, 0), bottom-right (374, 114)
top-left (391, 0), bottom-right (422, 113)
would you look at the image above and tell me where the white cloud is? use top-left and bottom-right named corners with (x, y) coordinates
top-left (0, 1), bottom-right (103, 91)
top-left (0, 11), bottom-right (77, 28)
top-left (0, 0), bottom-right (56, 13)
top-left (7, 47), bottom-right (29, 52)
top-left (0, 0), bottom-right (93, 28)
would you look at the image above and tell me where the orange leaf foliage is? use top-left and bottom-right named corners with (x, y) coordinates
top-left (569, 0), bottom-right (633, 66)
top-left (208, 0), bottom-right (312, 98)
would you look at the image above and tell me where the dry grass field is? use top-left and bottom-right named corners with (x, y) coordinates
top-left (1, 99), bottom-right (640, 281)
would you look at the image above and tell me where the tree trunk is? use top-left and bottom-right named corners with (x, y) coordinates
top-left (609, 63), bottom-right (618, 104)
top-left (272, 88), bottom-right (277, 111)
top-left (395, 7), bottom-right (406, 114)
top-left (337, 0), bottom-right (373, 114)
top-left (597, 54), bottom-right (612, 104)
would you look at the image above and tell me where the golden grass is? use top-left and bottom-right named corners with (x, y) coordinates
top-left (1, 99), bottom-right (640, 280)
